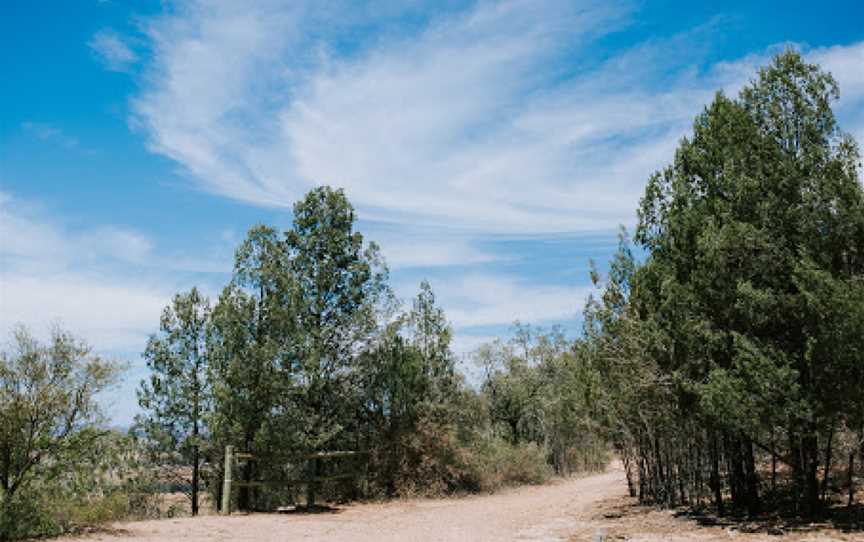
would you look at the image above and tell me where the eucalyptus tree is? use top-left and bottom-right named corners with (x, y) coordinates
top-left (137, 287), bottom-right (211, 516)
top-left (477, 338), bottom-right (541, 445)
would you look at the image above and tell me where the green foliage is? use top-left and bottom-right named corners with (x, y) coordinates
top-left (0, 327), bottom-right (122, 539)
top-left (23, 51), bottom-right (861, 530)
top-left (0, 419), bottom-right (164, 540)
top-left (468, 439), bottom-right (552, 492)
top-left (358, 281), bottom-right (471, 496)
top-left (476, 324), bottom-right (610, 476)
top-left (592, 49), bottom-right (864, 515)
top-left (202, 188), bottom-right (393, 509)
top-left (137, 287), bottom-right (211, 515)
top-left (127, 186), bottom-right (611, 512)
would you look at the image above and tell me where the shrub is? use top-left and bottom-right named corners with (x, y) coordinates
top-left (468, 438), bottom-right (552, 492)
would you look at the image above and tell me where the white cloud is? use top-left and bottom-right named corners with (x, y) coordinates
top-left (416, 274), bottom-right (591, 329)
top-left (0, 274), bottom-right (166, 351)
top-left (133, 1), bottom-right (864, 234)
top-left (132, 0), bottom-right (638, 232)
top-left (0, 197), bottom-right (154, 271)
top-left (810, 42), bottom-right (864, 152)
top-left (375, 230), bottom-right (501, 269)
top-left (450, 333), bottom-right (499, 357)
top-left (0, 193), bottom-right (171, 350)
top-left (89, 28), bottom-right (138, 72)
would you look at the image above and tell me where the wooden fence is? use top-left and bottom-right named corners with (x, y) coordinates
top-left (220, 445), bottom-right (368, 515)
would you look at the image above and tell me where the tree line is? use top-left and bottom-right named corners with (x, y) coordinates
top-left (134, 186), bottom-right (608, 515)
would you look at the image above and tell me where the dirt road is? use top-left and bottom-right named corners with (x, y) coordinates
top-left (60, 468), bottom-right (626, 542)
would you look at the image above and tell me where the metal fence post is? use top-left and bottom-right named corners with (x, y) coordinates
top-left (221, 445), bottom-right (234, 515)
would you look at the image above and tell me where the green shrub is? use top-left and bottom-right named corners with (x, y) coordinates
top-left (468, 439), bottom-right (552, 492)
top-left (1, 489), bottom-right (60, 541)
top-left (0, 430), bottom-right (167, 541)
top-left (0, 482), bottom-right (165, 540)
top-left (80, 493), bottom-right (130, 525)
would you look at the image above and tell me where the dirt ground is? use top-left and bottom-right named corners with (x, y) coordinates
top-left (566, 495), bottom-right (863, 542)
top-left (55, 465), bottom-right (862, 541)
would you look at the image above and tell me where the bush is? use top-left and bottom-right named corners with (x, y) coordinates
top-left (0, 490), bottom-right (57, 541)
top-left (1, 481), bottom-right (167, 540)
top-left (468, 439), bottom-right (552, 492)
top-left (0, 430), bottom-right (168, 541)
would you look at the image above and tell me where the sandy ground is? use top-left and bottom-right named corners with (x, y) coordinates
top-left (56, 468), bottom-right (626, 542)
top-left (55, 466), bottom-right (862, 542)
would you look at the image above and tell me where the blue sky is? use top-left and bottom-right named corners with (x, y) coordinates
top-left (2, 0), bottom-right (863, 425)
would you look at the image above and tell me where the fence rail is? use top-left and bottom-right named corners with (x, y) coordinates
top-left (220, 445), bottom-right (368, 515)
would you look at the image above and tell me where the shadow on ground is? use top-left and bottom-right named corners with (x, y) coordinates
top-left (675, 503), bottom-right (864, 536)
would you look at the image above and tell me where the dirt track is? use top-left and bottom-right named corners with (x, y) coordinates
top-left (59, 468), bottom-right (626, 542)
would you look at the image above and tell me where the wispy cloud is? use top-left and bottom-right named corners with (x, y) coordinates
top-left (398, 273), bottom-right (590, 330)
top-left (810, 42), bottom-right (864, 146)
top-left (22, 121), bottom-right (80, 149)
top-left (0, 192), bottom-right (228, 350)
top-left (373, 227), bottom-right (502, 269)
top-left (0, 193), bottom-right (167, 347)
top-left (89, 28), bottom-right (138, 72)
top-left (132, 1), bottom-right (864, 235)
top-left (132, 0), bottom-right (633, 232)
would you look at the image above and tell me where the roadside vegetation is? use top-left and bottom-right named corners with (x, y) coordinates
top-left (0, 50), bottom-right (861, 540)
top-left (589, 50), bottom-right (864, 520)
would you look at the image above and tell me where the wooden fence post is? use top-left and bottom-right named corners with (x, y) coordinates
top-left (221, 445), bottom-right (234, 515)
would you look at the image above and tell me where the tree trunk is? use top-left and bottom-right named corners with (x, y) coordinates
top-left (638, 456), bottom-right (646, 503)
top-left (726, 436), bottom-right (744, 510)
top-left (803, 435), bottom-right (821, 515)
top-left (192, 444), bottom-right (200, 516)
top-left (710, 434), bottom-right (724, 516)
top-left (624, 455), bottom-right (636, 497)
top-left (820, 426), bottom-right (834, 503)
top-left (770, 429), bottom-right (777, 494)
top-left (790, 437), bottom-right (803, 514)
top-left (509, 418), bottom-right (520, 445)
top-left (744, 439), bottom-right (760, 516)
top-left (847, 451), bottom-right (855, 508)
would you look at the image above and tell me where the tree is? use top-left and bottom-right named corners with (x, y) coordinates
top-left (632, 49), bottom-right (864, 514)
top-left (406, 280), bottom-right (456, 401)
top-left (358, 280), bottom-right (468, 493)
top-left (0, 327), bottom-right (120, 537)
top-left (207, 225), bottom-right (296, 510)
top-left (205, 190), bottom-right (389, 510)
top-left (284, 186), bottom-right (388, 454)
top-left (479, 338), bottom-right (543, 446)
top-left (137, 287), bottom-right (211, 516)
